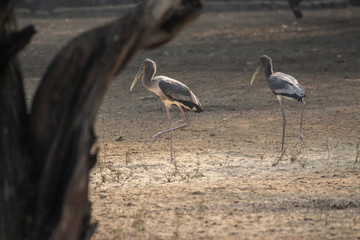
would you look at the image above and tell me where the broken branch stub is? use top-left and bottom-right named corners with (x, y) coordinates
top-left (139, 0), bottom-right (203, 49)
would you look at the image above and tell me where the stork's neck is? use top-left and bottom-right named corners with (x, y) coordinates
top-left (142, 66), bottom-right (156, 88)
top-left (264, 61), bottom-right (273, 80)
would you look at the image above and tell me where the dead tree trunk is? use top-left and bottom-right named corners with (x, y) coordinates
top-left (0, 1), bottom-right (36, 239)
top-left (0, 0), bottom-right (202, 239)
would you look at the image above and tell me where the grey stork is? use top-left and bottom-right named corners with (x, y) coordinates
top-left (130, 58), bottom-right (203, 162)
top-left (250, 55), bottom-right (305, 163)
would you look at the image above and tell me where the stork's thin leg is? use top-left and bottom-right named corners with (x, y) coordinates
top-left (166, 106), bottom-right (174, 162)
top-left (178, 105), bottom-right (189, 123)
top-left (299, 100), bottom-right (305, 141)
top-left (273, 96), bottom-right (286, 166)
top-left (147, 105), bottom-right (189, 146)
top-left (278, 96), bottom-right (286, 153)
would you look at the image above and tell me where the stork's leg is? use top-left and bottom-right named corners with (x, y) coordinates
top-left (278, 96), bottom-right (286, 153)
top-left (273, 96), bottom-right (286, 166)
top-left (147, 105), bottom-right (189, 151)
top-left (299, 100), bottom-right (305, 141)
top-left (166, 106), bottom-right (174, 162)
top-left (178, 105), bottom-right (189, 124)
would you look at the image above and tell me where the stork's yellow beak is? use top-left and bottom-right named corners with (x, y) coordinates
top-left (130, 67), bottom-right (144, 92)
top-left (250, 65), bottom-right (262, 86)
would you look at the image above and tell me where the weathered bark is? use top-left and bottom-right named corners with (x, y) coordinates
top-left (1, 0), bottom-right (202, 239)
top-left (0, 0), bottom-right (36, 239)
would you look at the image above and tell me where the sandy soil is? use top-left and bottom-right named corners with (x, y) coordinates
top-left (19, 3), bottom-right (360, 240)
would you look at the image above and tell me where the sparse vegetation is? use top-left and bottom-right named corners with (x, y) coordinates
top-left (326, 138), bottom-right (331, 160)
top-left (132, 209), bottom-right (146, 232)
top-left (112, 228), bottom-right (124, 239)
top-left (289, 142), bottom-right (308, 167)
top-left (355, 142), bottom-right (359, 164)
top-left (125, 148), bottom-right (132, 165)
top-left (173, 209), bottom-right (182, 239)
top-left (164, 160), bottom-right (181, 182)
top-left (164, 157), bottom-right (205, 183)
top-left (197, 200), bottom-right (209, 214)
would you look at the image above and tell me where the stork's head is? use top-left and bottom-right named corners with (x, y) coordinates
top-left (259, 55), bottom-right (272, 68)
top-left (130, 58), bottom-right (157, 91)
top-left (250, 55), bottom-right (272, 85)
top-left (142, 58), bottom-right (157, 73)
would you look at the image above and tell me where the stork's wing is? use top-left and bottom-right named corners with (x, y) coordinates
top-left (157, 76), bottom-right (203, 112)
top-left (268, 72), bottom-right (305, 100)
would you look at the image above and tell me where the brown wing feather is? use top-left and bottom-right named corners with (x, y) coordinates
top-left (158, 76), bottom-right (203, 112)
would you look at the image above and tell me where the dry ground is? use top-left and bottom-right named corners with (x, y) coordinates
top-left (19, 3), bottom-right (360, 240)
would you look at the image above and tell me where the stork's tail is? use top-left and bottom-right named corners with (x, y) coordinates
top-left (195, 104), bottom-right (204, 113)
top-left (298, 96), bottom-right (306, 103)
top-left (179, 100), bottom-right (203, 113)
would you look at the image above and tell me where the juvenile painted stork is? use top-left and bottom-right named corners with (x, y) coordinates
top-left (130, 58), bottom-right (203, 162)
top-left (250, 55), bottom-right (305, 163)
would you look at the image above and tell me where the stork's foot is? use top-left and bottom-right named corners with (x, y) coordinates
top-left (272, 158), bottom-right (281, 166)
top-left (299, 133), bottom-right (304, 142)
top-left (273, 150), bottom-right (286, 166)
top-left (146, 132), bottom-right (163, 145)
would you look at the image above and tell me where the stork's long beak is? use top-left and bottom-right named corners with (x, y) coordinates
top-left (250, 65), bottom-right (262, 86)
top-left (130, 68), bottom-right (144, 92)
